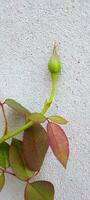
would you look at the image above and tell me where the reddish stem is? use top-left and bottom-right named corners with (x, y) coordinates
top-left (0, 168), bottom-right (39, 182)
top-left (0, 167), bottom-right (16, 177)
top-left (46, 117), bottom-right (50, 123)
top-left (0, 102), bottom-right (8, 135)
top-left (26, 171), bottom-right (39, 183)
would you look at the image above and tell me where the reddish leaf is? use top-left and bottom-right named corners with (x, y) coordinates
top-left (23, 124), bottom-right (49, 171)
top-left (9, 139), bottom-right (34, 181)
top-left (47, 122), bottom-right (69, 168)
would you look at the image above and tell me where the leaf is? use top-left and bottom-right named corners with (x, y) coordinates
top-left (9, 139), bottom-right (34, 181)
top-left (47, 122), bottom-right (69, 168)
top-left (0, 142), bottom-right (10, 168)
top-left (23, 124), bottom-right (49, 171)
top-left (0, 173), bottom-right (5, 192)
top-left (5, 99), bottom-right (30, 116)
top-left (25, 181), bottom-right (54, 200)
top-left (48, 115), bottom-right (68, 124)
top-left (28, 113), bottom-right (46, 123)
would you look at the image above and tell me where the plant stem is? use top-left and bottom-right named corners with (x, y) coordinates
top-left (0, 121), bottom-right (33, 143)
top-left (0, 103), bottom-right (8, 135)
top-left (0, 168), bottom-right (16, 177)
top-left (41, 73), bottom-right (58, 115)
top-left (49, 73), bottom-right (58, 103)
top-left (0, 74), bottom-right (57, 143)
top-left (0, 55), bottom-right (59, 143)
top-left (0, 73), bottom-right (58, 143)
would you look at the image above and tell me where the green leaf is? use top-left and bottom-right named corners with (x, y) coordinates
top-left (47, 122), bottom-right (69, 169)
top-left (0, 142), bottom-right (10, 168)
top-left (48, 115), bottom-right (68, 124)
top-left (28, 113), bottom-right (46, 123)
top-left (25, 181), bottom-right (54, 200)
top-left (9, 139), bottom-right (34, 181)
top-left (0, 173), bottom-right (5, 192)
top-left (5, 99), bottom-right (30, 116)
top-left (23, 124), bottom-right (49, 171)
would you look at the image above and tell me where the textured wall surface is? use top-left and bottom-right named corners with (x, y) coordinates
top-left (0, 0), bottom-right (90, 200)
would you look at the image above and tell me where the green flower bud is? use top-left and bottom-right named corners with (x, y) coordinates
top-left (48, 45), bottom-right (61, 73)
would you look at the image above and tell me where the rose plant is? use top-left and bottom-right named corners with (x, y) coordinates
top-left (0, 45), bottom-right (69, 200)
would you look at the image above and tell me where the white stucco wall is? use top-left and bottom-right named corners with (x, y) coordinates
top-left (0, 0), bottom-right (90, 200)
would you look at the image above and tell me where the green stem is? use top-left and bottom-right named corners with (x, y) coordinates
top-left (0, 121), bottom-right (33, 143)
top-left (0, 74), bottom-right (58, 144)
top-left (41, 73), bottom-right (58, 115)
top-left (49, 73), bottom-right (58, 102)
